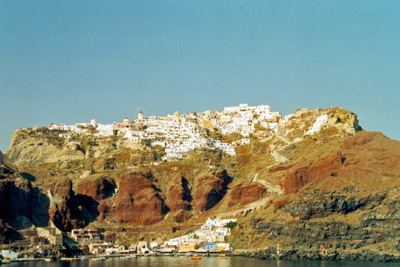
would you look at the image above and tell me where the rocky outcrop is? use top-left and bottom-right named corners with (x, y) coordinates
top-left (76, 175), bottom-right (116, 202)
top-left (244, 248), bottom-right (400, 262)
top-left (48, 178), bottom-right (94, 231)
top-left (0, 166), bottom-right (49, 232)
top-left (193, 170), bottom-right (231, 212)
top-left (113, 172), bottom-right (168, 225)
top-left (0, 178), bottom-right (32, 224)
top-left (166, 176), bottom-right (192, 222)
top-left (4, 129), bottom-right (84, 165)
top-left (76, 175), bottom-right (116, 221)
top-left (229, 181), bottom-right (267, 207)
top-left (284, 107), bottom-right (361, 138)
top-left (283, 152), bottom-right (346, 194)
top-left (285, 189), bottom-right (385, 219)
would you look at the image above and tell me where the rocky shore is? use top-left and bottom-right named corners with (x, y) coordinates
top-left (239, 248), bottom-right (400, 262)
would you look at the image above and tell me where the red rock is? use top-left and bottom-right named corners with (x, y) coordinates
top-left (166, 176), bottom-right (193, 222)
top-left (113, 172), bottom-right (168, 225)
top-left (76, 176), bottom-right (116, 202)
top-left (98, 198), bottom-right (113, 222)
top-left (283, 152), bottom-right (344, 194)
top-left (193, 170), bottom-right (230, 212)
top-left (167, 176), bottom-right (192, 212)
top-left (172, 210), bottom-right (192, 223)
top-left (229, 181), bottom-right (267, 207)
top-left (49, 178), bottom-right (88, 231)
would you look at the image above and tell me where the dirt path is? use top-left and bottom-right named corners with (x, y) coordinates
top-left (217, 172), bottom-right (283, 219)
top-left (216, 196), bottom-right (273, 219)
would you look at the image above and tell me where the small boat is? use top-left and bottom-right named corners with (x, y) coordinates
top-left (190, 256), bottom-right (202, 260)
top-left (125, 254), bottom-right (138, 259)
top-left (44, 258), bottom-right (53, 262)
top-left (61, 257), bottom-right (77, 261)
top-left (93, 257), bottom-right (106, 261)
top-left (80, 257), bottom-right (89, 260)
top-left (219, 256), bottom-right (228, 259)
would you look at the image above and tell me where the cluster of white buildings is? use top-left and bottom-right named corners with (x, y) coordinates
top-left (160, 217), bottom-right (237, 253)
top-left (305, 114), bottom-right (329, 135)
top-left (48, 104), bottom-right (282, 160)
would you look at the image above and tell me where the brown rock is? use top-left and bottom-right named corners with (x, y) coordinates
top-left (283, 152), bottom-right (345, 194)
top-left (172, 210), bottom-right (192, 223)
top-left (49, 178), bottom-right (91, 231)
top-left (166, 176), bottom-right (193, 222)
top-left (166, 176), bottom-right (192, 212)
top-left (113, 172), bottom-right (168, 225)
top-left (193, 170), bottom-right (231, 212)
top-left (76, 175), bottom-right (116, 202)
top-left (52, 178), bottom-right (73, 198)
top-left (229, 181), bottom-right (267, 207)
top-left (98, 198), bottom-right (113, 222)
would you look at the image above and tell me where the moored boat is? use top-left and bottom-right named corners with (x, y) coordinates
top-left (61, 257), bottom-right (78, 261)
top-left (125, 254), bottom-right (138, 259)
top-left (93, 257), bottom-right (106, 261)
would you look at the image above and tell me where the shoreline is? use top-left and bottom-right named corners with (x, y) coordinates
top-left (231, 248), bottom-right (400, 262)
top-left (7, 248), bottom-right (400, 263)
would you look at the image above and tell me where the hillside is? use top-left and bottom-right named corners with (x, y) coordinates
top-left (1, 106), bottom-right (400, 260)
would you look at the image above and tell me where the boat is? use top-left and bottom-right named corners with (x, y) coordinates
top-left (190, 256), bottom-right (202, 260)
top-left (80, 257), bottom-right (89, 260)
top-left (61, 257), bottom-right (78, 261)
top-left (44, 258), bottom-right (53, 262)
top-left (93, 257), bottom-right (107, 261)
top-left (219, 256), bottom-right (228, 259)
top-left (125, 254), bottom-right (138, 259)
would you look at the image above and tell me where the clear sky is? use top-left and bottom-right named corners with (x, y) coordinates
top-left (1, 1), bottom-right (399, 151)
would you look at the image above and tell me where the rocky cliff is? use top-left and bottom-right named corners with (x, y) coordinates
top-left (1, 107), bottom-right (400, 260)
top-left (4, 129), bottom-right (85, 165)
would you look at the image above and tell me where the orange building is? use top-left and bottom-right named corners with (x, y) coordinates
top-left (178, 243), bottom-right (198, 251)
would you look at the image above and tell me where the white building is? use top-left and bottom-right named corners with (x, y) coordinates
top-left (306, 114), bottom-right (329, 134)
top-left (1, 250), bottom-right (19, 260)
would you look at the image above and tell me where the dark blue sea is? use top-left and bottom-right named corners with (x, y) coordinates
top-left (6, 256), bottom-right (399, 267)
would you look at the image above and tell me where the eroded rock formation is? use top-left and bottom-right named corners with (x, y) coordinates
top-left (113, 172), bottom-right (168, 225)
top-left (193, 170), bottom-right (231, 211)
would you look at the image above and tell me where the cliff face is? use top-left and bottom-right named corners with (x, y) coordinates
top-left (0, 164), bottom-right (49, 242)
top-left (48, 178), bottom-right (93, 231)
top-left (2, 107), bottom-right (400, 259)
top-left (229, 181), bottom-right (267, 207)
top-left (4, 130), bottom-right (84, 165)
top-left (193, 170), bottom-right (231, 212)
top-left (230, 131), bottom-right (400, 257)
top-left (166, 176), bottom-right (193, 222)
top-left (113, 172), bottom-right (169, 224)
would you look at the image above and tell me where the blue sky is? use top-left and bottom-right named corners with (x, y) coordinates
top-left (1, 1), bottom-right (399, 151)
